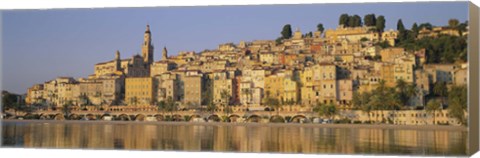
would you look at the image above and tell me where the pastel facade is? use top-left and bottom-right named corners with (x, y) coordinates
top-left (125, 77), bottom-right (154, 105)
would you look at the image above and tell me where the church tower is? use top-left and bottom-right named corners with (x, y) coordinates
top-left (115, 50), bottom-right (121, 71)
top-left (141, 25), bottom-right (154, 64)
top-left (162, 46), bottom-right (168, 60)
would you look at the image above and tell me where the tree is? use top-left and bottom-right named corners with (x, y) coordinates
top-left (448, 19), bottom-right (459, 29)
top-left (426, 99), bottom-right (442, 125)
top-left (353, 91), bottom-right (373, 122)
top-left (265, 97), bottom-right (280, 116)
top-left (419, 23), bottom-right (433, 30)
top-left (376, 15), bottom-right (386, 32)
top-left (411, 23), bottom-right (419, 37)
top-left (206, 102), bottom-right (217, 114)
top-left (397, 19), bottom-right (405, 31)
top-left (157, 100), bottom-right (167, 115)
top-left (397, 19), bottom-right (407, 42)
top-left (314, 103), bottom-right (337, 121)
top-left (364, 14), bottom-right (376, 26)
top-left (317, 23), bottom-right (325, 32)
top-left (165, 96), bottom-right (178, 119)
top-left (62, 100), bottom-right (74, 118)
top-left (220, 89), bottom-right (232, 119)
top-left (456, 21), bottom-right (468, 36)
top-left (131, 96), bottom-right (139, 106)
top-left (2, 92), bottom-right (18, 112)
top-left (433, 82), bottom-right (448, 106)
top-left (281, 24), bottom-right (293, 39)
top-left (339, 14), bottom-right (350, 26)
top-left (396, 79), bottom-right (416, 106)
top-left (348, 15), bottom-right (362, 27)
top-left (447, 85), bottom-right (467, 125)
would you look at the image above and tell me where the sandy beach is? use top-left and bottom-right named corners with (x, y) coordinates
top-left (1, 119), bottom-right (468, 131)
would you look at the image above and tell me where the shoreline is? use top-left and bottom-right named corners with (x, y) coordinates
top-left (1, 119), bottom-right (468, 131)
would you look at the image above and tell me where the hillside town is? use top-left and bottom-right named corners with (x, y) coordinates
top-left (7, 15), bottom-right (468, 125)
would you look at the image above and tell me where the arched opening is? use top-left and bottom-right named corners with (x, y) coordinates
top-left (135, 114), bottom-right (146, 121)
top-left (189, 114), bottom-right (202, 122)
top-left (207, 115), bottom-right (221, 122)
top-left (117, 114), bottom-right (131, 121)
top-left (100, 114), bottom-right (112, 120)
top-left (54, 113), bottom-right (65, 120)
top-left (69, 114), bottom-right (81, 120)
top-left (246, 115), bottom-right (262, 123)
top-left (86, 114), bottom-right (97, 120)
top-left (39, 113), bottom-right (50, 120)
top-left (171, 114), bottom-right (183, 121)
top-left (154, 114), bottom-right (164, 121)
top-left (269, 115), bottom-right (285, 123)
top-left (228, 114), bottom-right (241, 123)
top-left (290, 115), bottom-right (307, 123)
top-left (24, 113), bottom-right (38, 120)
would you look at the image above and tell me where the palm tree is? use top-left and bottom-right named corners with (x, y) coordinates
top-left (62, 100), bottom-right (74, 118)
top-left (165, 97), bottom-right (178, 121)
top-left (157, 100), bottom-right (166, 116)
top-left (426, 99), bottom-right (442, 125)
top-left (207, 102), bottom-right (217, 115)
top-left (353, 91), bottom-right (372, 123)
top-left (131, 96), bottom-right (139, 106)
top-left (220, 89), bottom-right (231, 121)
top-left (405, 83), bottom-right (418, 106)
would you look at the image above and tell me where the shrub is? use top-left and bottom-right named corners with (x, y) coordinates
top-left (334, 118), bottom-right (351, 124)
top-left (284, 116), bottom-right (292, 123)
top-left (184, 116), bottom-right (191, 122)
top-left (165, 115), bottom-right (172, 121)
top-left (221, 116), bottom-right (230, 122)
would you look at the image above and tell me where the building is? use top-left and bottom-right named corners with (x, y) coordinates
top-left (183, 75), bottom-right (203, 106)
top-left (26, 84), bottom-right (44, 105)
top-left (324, 26), bottom-right (379, 43)
top-left (212, 71), bottom-right (234, 105)
top-left (125, 77), bottom-right (154, 105)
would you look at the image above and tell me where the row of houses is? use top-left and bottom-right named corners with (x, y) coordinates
top-left (25, 24), bottom-right (468, 110)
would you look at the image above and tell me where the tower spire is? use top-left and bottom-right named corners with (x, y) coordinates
top-left (141, 24), bottom-right (154, 64)
top-left (162, 46), bottom-right (168, 61)
top-left (145, 24), bottom-right (151, 33)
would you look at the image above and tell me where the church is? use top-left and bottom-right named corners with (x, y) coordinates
top-left (92, 25), bottom-right (169, 79)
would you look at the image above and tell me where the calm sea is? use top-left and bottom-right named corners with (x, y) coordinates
top-left (1, 121), bottom-right (468, 156)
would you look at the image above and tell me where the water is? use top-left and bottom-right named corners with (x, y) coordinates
top-left (1, 121), bottom-right (468, 156)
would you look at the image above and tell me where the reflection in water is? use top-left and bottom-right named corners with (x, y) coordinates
top-left (1, 122), bottom-right (467, 156)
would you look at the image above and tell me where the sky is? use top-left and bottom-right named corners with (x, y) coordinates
top-left (1, 2), bottom-right (468, 94)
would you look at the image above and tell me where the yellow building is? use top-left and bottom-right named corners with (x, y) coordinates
top-left (283, 78), bottom-right (298, 103)
top-left (337, 79), bottom-right (353, 108)
top-left (393, 57), bottom-right (416, 83)
top-left (324, 26), bottom-right (379, 43)
top-left (183, 75), bottom-right (203, 106)
top-left (125, 77), bottom-right (154, 105)
top-left (94, 51), bottom-right (122, 78)
top-left (453, 67), bottom-right (467, 86)
top-left (26, 84), bottom-right (44, 105)
top-left (213, 71), bottom-right (234, 105)
top-left (150, 60), bottom-right (176, 77)
top-left (264, 74), bottom-right (284, 100)
top-left (381, 30), bottom-right (398, 46)
top-left (380, 47), bottom-right (405, 63)
top-left (153, 72), bottom-right (177, 103)
top-left (380, 63), bottom-right (396, 87)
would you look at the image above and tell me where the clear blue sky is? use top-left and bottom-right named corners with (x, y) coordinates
top-left (1, 2), bottom-right (468, 94)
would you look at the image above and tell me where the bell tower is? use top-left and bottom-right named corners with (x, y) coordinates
top-left (162, 46), bottom-right (168, 60)
top-left (141, 25), bottom-right (154, 64)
